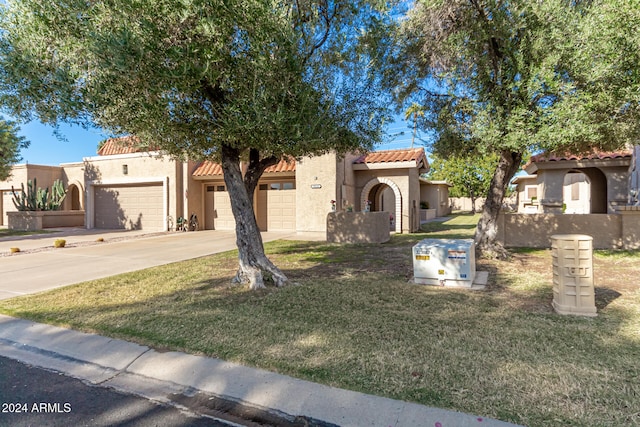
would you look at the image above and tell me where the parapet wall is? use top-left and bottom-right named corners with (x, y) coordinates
top-left (497, 211), bottom-right (640, 249)
top-left (8, 211), bottom-right (85, 231)
top-left (326, 211), bottom-right (390, 244)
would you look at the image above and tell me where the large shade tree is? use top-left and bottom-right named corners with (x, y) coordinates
top-left (0, 0), bottom-right (390, 288)
top-left (0, 116), bottom-right (28, 180)
top-left (387, 0), bottom-right (640, 256)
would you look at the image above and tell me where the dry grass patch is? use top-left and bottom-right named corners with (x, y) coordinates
top-left (0, 215), bottom-right (638, 426)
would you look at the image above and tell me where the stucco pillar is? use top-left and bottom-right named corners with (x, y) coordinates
top-left (618, 206), bottom-right (640, 249)
top-left (603, 167), bottom-right (630, 213)
top-left (539, 169), bottom-right (566, 213)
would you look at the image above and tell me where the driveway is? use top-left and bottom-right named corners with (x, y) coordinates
top-left (0, 229), bottom-right (311, 300)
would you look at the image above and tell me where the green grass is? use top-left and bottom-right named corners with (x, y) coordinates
top-left (0, 214), bottom-right (638, 426)
top-left (0, 228), bottom-right (55, 238)
top-left (419, 213), bottom-right (480, 239)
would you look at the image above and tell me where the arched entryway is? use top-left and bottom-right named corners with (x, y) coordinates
top-left (361, 178), bottom-right (402, 233)
top-left (66, 182), bottom-right (84, 211)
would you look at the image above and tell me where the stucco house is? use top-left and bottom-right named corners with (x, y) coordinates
top-left (512, 149), bottom-right (634, 214)
top-left (1, 137), bottom-right (451, 234)
top-left (501, 147), bottom-right (640, 249)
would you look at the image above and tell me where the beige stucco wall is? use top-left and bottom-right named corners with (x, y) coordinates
top-left (420, 184), bottom-right (451, 217)
top-left (326, 211), bottom-right (390, 243)
top-left (537, 169), bottom-right (566, 213)
top-left (60, 162), bottom-right (86, 211)
top-left (0, 164), bottom-right (65, 226)
top-left (295, 153), bottom-right (339, 232)
top-left (603, 166), bottom-right (630, 212)
top-left (83, 152), bottom-right (183, 229)
top-left (497, 213), bottom-right (624, 249)
top-left (528, 158), bottom-right (631, 214)
top-left (514, 176), bottom-right (539, 213)
top-left (618, 207), bottom-right (640, 249)
top-left (0, 164), bottom-right (64, 190)
top-left (7, 210), bottom-right (84, 230)
top-left (184, 160), bottom-right (202, 224)
top-left (355, 168), bottom-right (421, 233)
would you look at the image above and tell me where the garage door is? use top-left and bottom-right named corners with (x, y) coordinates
top-left (2, 190), bottom-right (17, 226)
top-left (213, 188), bottom-right (236, 230)
top-left (94, 183), bottom-right (163, 230)
top-left (266, 189), bottom-right (296, 231)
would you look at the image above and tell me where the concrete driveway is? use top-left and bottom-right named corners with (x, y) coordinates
top-left (0, 229), bottom-right (309, 300)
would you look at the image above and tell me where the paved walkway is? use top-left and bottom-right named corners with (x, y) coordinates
top-left (0, 228), bottom-right (519, 426)
top-left (0, 228), bottom-right (317, 300)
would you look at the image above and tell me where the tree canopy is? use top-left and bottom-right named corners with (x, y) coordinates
top-left (0, 116), bottom-right (28, 181)
top-left (0, 0), bottom-right (388, 159)
top-left (386, 0), bottom-right (640, 256)
top-left (0, 0), bottom-right (391, 287)
top-left (427, 153), bottom-right (497, 213)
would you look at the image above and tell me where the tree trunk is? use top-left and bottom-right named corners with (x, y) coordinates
top-left (220, 144), bottom-right (287, 290)
top-left (469, 189), bottom-right (477, 214)
top-left (474, 150), bottom-right (522, 258)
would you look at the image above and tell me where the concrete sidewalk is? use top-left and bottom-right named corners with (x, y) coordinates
top-left (0, 315), bottom-right (519, 427)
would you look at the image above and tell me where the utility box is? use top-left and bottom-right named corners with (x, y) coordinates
top-left (551, 234), bottom-right (597, 317)
top-left (413, 239), bottom-right (476, 287)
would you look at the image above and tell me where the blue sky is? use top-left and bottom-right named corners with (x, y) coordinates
top-left (15, 116), bottom-right (426, 166)
top-left (17, 121), bottom-right (111, 165)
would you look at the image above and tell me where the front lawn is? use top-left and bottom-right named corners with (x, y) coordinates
top-left (0, 228), bottom-right (54, 238)
top-left (1, 215), bottom-right (638, 426)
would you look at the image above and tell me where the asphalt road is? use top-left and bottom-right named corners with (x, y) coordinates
top-left (0, 356), bottom-right (229, 427)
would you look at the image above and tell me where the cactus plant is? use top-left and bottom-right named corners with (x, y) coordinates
top-left (49, 180), bottom-right (67, 210)
top-left (11, 178), bottom-right (67, 211)
top-left (11, 178), bottom-right (38, 211)
top-left (36, 186), bottom-right (49, 210)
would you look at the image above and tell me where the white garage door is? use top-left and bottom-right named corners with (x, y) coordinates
top-left (266, 189), bottom-right (296, 231)
top-left (213, 188), bottom-right (236, 230)
top-left (2, 190), bottom-right (17, 226)
top-left (94, 183), bottom-right (163, 230)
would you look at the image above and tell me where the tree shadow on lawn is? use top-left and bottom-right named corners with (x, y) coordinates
top-left (1, 238), bottom-right (638, 426)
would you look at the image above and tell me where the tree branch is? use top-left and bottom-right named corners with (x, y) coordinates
top-left (244, 148), bottom-right (277, 197)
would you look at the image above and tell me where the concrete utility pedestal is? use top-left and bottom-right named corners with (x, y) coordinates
top-left (551, 234), bottom-right (597, 317)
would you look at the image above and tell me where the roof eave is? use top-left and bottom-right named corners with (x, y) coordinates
top-left (531, 157), bottom-right (631, 170)
top-left (353, 160), bottom-right (420, 170)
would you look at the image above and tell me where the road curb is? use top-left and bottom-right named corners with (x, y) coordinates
top-left (0, 315), bottom-right (520, 427)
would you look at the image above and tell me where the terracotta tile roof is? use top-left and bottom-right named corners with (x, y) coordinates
top-left (353, 148), bottom-right (428, 166)
top-left (192, 161), bottom-right (224, 176)
top-left (97, 136), bottom-right (147, 156)
top-left (265, 158), bottom-right (296, 173)
top-left (192, 158), bottom-right (296, 177)
top-left (530, 149), bottom-right (633, 163)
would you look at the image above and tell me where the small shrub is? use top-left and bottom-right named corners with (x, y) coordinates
top-left (10, 247), bottom-right (20, 253)
top-left (96, 237), bottom-right (104, 242)
top-left (54, 239), bottom-right (66, 248)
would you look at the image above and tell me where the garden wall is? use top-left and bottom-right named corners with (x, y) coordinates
top-left (450, 196), bottom-right (517, 212)
top-left (496, 211), bottom-right (640, 249)
top-left (8, 211), bottom-right (85, 231)
top-left (419, 209), bottom-right (436, 222)
top-left (326, 211), bottom-right (390, 244)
